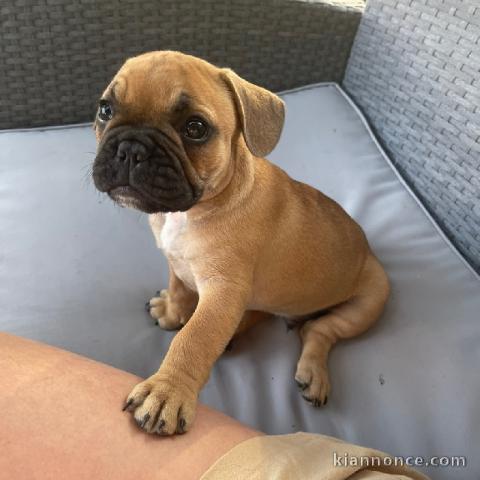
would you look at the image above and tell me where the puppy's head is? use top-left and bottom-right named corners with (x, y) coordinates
top-left (92, 51), bottom-right (285, 213)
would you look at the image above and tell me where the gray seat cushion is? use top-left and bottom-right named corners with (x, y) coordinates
top-left (1, 84), bottom-right (478, 479)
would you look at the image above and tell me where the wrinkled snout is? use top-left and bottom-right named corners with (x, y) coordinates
top-left (92, 126), bottom-right (203, 213)
top-left (116, 139), bottom-right (150, 168)
top-left (93, 138), bottom-right (153, 193)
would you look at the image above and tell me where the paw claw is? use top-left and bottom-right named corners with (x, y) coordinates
top-left (295, 378), bottom-right (309, 390)
top-left (136, 413), bottom-right (151, 429)
top-left (156, 419), bottom-right (166, 433)
top-left (122, 398), bottom-right (134, 412)
top-left (177, 417), bottom-right (186, 434)
top-left (301, 394), bottom-right (324, 407)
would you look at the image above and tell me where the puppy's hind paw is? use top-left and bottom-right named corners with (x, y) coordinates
top-left (295, 358), bottom-right (330, 407)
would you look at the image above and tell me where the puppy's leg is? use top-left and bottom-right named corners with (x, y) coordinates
top-left (295, 253), bottom-right (390, 406)
top-left (127, 280), bottom-right (250, 435)
top-left (147, 264), bottom-right (198, 330)
top-left (224, 310), bottom-right (271, 352)
top-left (234, 310), bottom-right (271, 337)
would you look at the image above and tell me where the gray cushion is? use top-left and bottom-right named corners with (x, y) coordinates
top-left (1, 84), bottom-right (478, 480)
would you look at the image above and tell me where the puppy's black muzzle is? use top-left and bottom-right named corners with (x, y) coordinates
top-left (117, 139), bottom-right (150, 169)
top-left (93, 126), bottom-right (203, 213)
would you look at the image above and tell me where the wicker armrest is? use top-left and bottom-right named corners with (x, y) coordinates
top-left (0, 0), bottom-right (364, 129)
top-left (344, 0), bottom-right (480, 272)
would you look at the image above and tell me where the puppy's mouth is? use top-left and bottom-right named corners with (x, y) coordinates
top-left (93, 126), bottom-right (203, 214)
top-left (107, 186), bottom-right (163, 214)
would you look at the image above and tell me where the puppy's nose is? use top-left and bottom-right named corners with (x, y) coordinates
top-left (116, 140), bottom-right (149, 166)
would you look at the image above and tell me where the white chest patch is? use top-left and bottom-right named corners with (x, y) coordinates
top-left (160, 212), bottom-right (187, 252)
top-left (158, 212), bottom-right (196, 291)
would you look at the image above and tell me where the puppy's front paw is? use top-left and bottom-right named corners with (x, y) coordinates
top-left (146, 290), bottom-right (186, 330)
top-left (123, 374), bottom-right (198, 435)
top-left (295, 357), bottom-right (330, 407)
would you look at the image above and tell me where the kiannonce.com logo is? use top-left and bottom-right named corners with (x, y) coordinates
top-left (333, 452), bottom-right (467, 468)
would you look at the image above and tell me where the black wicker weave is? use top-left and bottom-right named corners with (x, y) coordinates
top-left (344, 0), bottom-right (480, 272)
top-left (0, 0), bottom-right (363, 129)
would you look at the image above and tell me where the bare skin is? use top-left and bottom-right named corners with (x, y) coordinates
top-left (0, 332), bottom-right (260, 480)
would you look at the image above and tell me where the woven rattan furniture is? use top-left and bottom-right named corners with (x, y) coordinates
top-left (0, 0), bottom-right (364, 127)
top-left (344, 0), bottom-right (480, 274)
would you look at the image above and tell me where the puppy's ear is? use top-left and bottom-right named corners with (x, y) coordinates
top-left (221, 69), bottom-right (285, 158)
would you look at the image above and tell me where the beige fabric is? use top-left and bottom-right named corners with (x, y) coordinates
top-left (200, 433), bottom-right (430, 480)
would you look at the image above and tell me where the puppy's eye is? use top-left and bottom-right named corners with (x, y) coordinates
top-left (98, 100), bottom-right (114, 122)
top-left (183, 117), bottom-right (209, 141)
